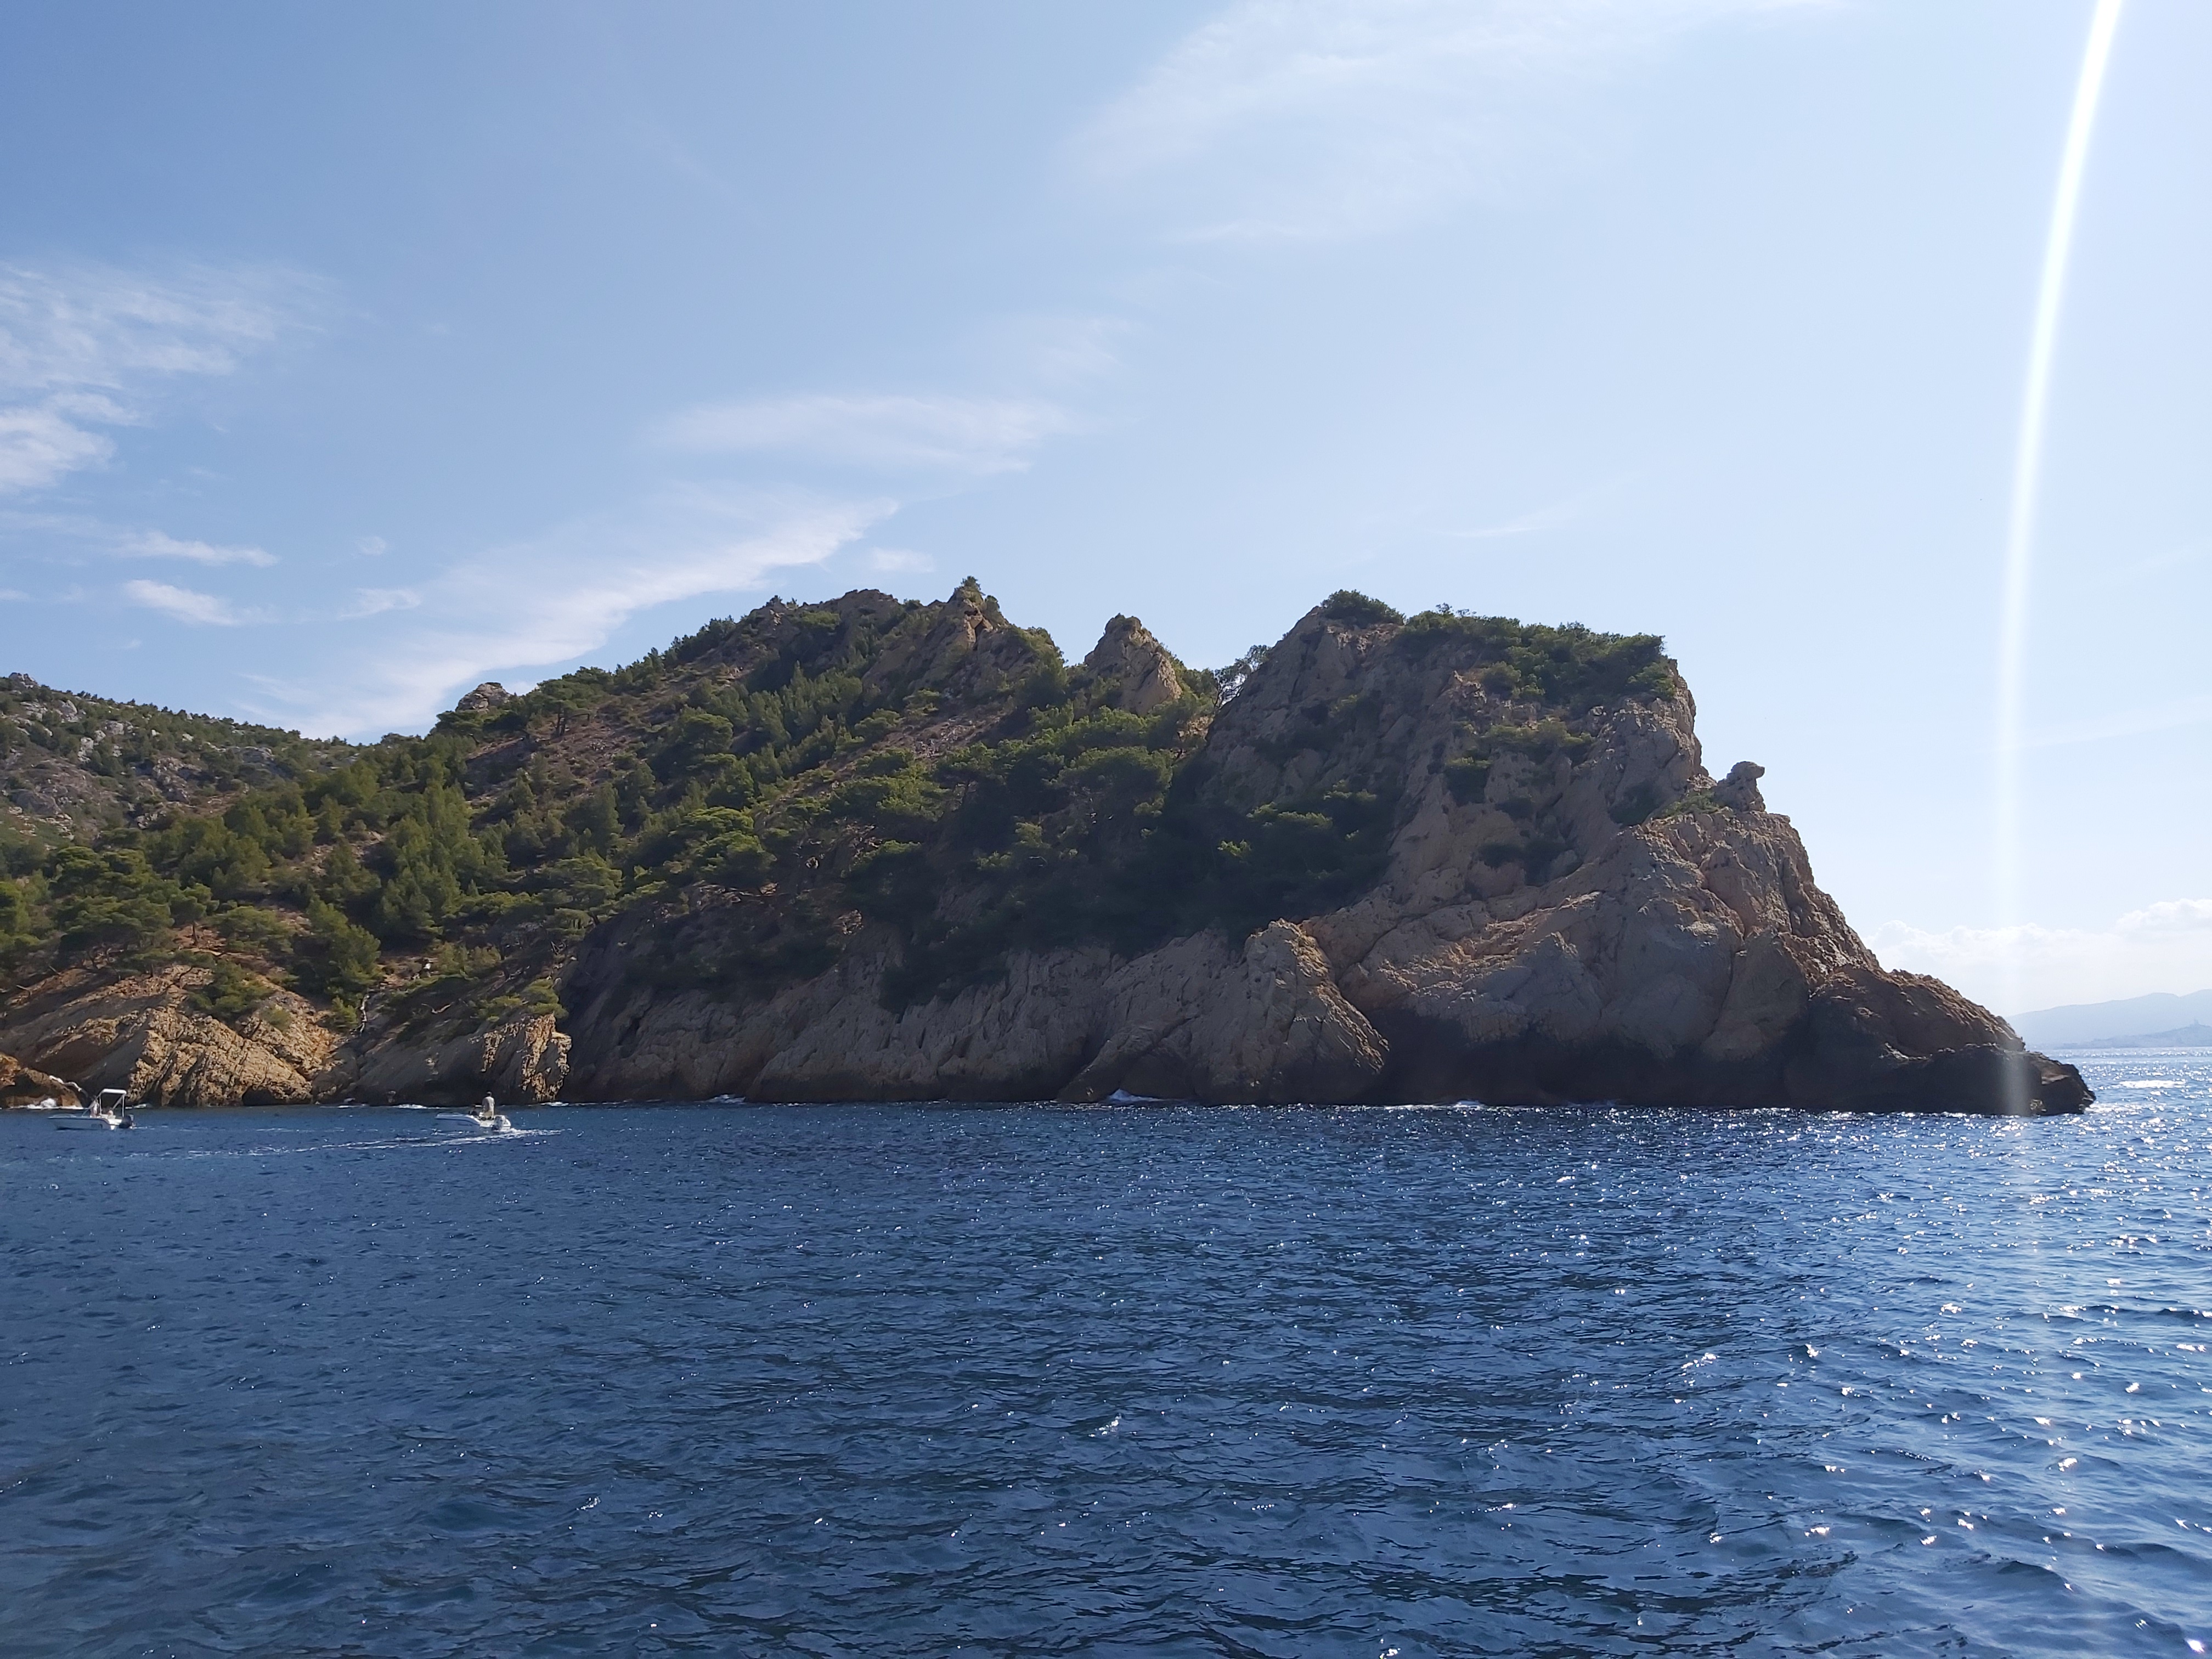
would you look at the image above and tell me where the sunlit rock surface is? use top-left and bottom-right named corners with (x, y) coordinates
top-left (0, 588), bottom-right (2088, 1114)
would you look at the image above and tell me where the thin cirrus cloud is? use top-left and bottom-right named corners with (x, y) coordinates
top-left (121, 575), bottom-right (418, 630)
top-left (122, 578), bottom-right (263, 627)
top-left (242, 488), bottom-right (890, 739)
top-left (0, 398), bottom-right (121, 493)
top-left (1873, 898), bottom-right (2212, 1013)
top-left (0, 261), bottom-right (312, 494)
top-left (1075, 0), bottom-right (1833, 241)
top-left (116, 528), bottom-right (277, 567)
top-left (652, 393), bottom-right (1075, 476)
top-left (341, 588), bottom-right (421, 619)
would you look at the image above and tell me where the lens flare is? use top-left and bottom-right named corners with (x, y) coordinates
top-left (1995, 0), bottom-right (2125, 1082)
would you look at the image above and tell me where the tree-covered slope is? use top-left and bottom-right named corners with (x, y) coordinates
top-left (1, 672), bottom-right (355, 844)
top-left (0, 580), bottom-right (1678, 1059)
top-left (4, 578), bottom-right (2075, 1117)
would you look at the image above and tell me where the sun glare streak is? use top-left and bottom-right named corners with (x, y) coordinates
top-left (1995, 0), bottom-right (2125, 1059)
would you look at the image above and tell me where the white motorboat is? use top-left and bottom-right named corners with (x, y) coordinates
top-left (436, 1093), bottom-right (516, 1133)
top-left (54, 1087), bottom-right (135, 1131)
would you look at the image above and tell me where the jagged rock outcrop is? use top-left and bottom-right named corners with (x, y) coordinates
top-left (0, 966), bottom-right (335, 1107)
top-left (325, 1009), bottom-right (568, 1105)
top-left (1712, 759), bottom-right (1767, 812)
top-left (454, 681), bottom-right (511, 713)
top-left (1083, 616), bottom-right (1189, 715)
top-left (1062, 921), bottom-right (1388, 1102)
top-left (0, 1052), bottom-right (78, 1107)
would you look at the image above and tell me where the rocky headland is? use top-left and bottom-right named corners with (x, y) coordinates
top-left (0, 585), bottom-right (2090, 1114)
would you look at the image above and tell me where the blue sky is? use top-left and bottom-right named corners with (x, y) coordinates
top-left (1, 0), bottom-right (2205, 1011)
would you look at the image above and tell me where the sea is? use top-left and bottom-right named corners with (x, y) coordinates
top-left (3, 1052), bottom-right (2208, 1658)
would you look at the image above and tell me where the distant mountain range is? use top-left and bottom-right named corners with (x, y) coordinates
top-left (2015, 989), bottom-right (2212, 1048)
top-left (2074, 1024), bottom-right (2212, 1049)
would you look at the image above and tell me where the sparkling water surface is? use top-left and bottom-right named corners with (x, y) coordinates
top-left (4, 1053), bottom-right (2209, 1657)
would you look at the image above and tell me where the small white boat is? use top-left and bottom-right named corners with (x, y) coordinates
top-left (54, 1088), bottom-right (136, 1131)
top-left (436, 1093), bottom-right (516, 1133)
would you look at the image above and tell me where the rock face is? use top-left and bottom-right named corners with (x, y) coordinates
top-left (327, 1010), bottom-right (569, 1106)
top-left (0, 1052), bottom-right (78, 1107)
top-left (0, 966), bottom-right (336, 1107)
top-left (552, 598), bottom-right (2087, 1115)
top-left (454, 682), bottom-right (511, 713)
top-left (1082, 616), bottom-right (1189, 715)
top-left (0, 586), bottom-right (2090, 1115)
top-left (562, 918), bottom-right (1387, 1107)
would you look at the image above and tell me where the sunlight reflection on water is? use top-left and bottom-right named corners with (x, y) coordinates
top-left (2, 1052), bottom-right (2205, 1657)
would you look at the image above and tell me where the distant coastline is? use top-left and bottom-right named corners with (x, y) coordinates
top-left (2015, 989), bottom-right (2212, 1049)
top-left (2068, 1023), bottom-right (2212, 1050)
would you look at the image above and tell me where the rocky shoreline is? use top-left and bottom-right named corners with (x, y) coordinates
top-left (0, 589), bottom-right (2091, 1116)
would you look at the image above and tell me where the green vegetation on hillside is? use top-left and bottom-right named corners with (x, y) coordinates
top-left (1396, 607), bottom-right (1675, 710)
top-left (0, 674), bottom-right (353, 840)
top-left (841, 698), bottom-right (1395, 1007)
top-left (0, 586), bottom-right (1680, 1028)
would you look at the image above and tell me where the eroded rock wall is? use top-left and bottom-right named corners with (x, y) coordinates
top-left (1, 595), bottom-right (2089, 1114)
top-left (0, 1051), bottom-right (78, 1107)
top-left (0, 965), bottom-right (335, 1107)
top-left (325, 1011), bottom-right (569, 1106)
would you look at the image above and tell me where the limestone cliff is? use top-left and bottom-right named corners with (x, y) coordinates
top-left (0, 964), bottom-right (335, 1107)
top-left (550, 596), bottom-right (2086, 1114)
top-left (0, 585), bottom-right (2088, 1114)
top-left (0, 1051), bottom-right (77, 1107)
top-left (326, 1008), bottom-right (569, 1104)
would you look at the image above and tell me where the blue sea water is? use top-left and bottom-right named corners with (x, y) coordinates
top-left (3, 1054), bottom-right (2209, 1658)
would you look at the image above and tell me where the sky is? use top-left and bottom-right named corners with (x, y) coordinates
top-left (0, 0), bottom-right (2205, 1014)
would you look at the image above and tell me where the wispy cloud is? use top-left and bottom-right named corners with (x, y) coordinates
top-left (117, 528), bottom-right (276, 567)
top-left (119, 567), bottom-right (413, 633)
top-left (1874, 898), bottom-right (2212, 1014)
top-left (0, 261), bottom-right (312, 495)
top-left (652, 393), bottom-right (1074, 476)
top-left (1077, 0), bottom-right (1831, 241)
top-left (0, 398), bottom-right (124, 493)
top-left (122, 578), bottom-right (262, 627)
top-left (337, 588), bottom-right (422, 619)
top-left (245, 488), bottom-right (888, 737)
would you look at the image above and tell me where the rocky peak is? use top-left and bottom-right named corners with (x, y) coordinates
top-left (1082, 615), bottom-right (1187, 715)
top-left (454, 682), bottom-right (512, 713)
top-left (1713, 760), bottom-right (1767, 812)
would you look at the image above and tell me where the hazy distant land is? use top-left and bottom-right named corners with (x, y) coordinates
top-left (2014, 989), bottom-right (2212, 1049)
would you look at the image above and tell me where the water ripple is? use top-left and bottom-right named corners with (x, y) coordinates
top-left (2, 1053), bottom-right (2207, 1656)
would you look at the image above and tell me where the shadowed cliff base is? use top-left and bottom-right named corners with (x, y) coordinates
top-left (1, 585), bottom-right (2087, 1115)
